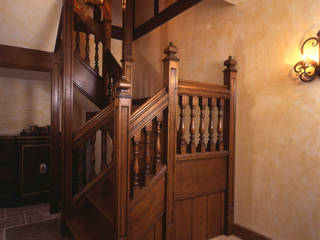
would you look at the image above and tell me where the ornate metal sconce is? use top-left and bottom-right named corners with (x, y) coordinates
top-left (294, 31), bottom-right (320, 82)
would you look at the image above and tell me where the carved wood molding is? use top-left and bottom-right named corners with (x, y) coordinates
top-left (129, 88), bottom-right (168, 137)
top-left (178, 79), bottom-right (230, 99)
top-left (73, 103), bottom-right (114, 149)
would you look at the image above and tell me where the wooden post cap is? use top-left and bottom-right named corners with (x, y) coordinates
top-left (163, 42), bottom-right (179, 62)
top-left (224, 56), bottom-right (237, 72)
top-left (115, 75), bottom-right (131, 95)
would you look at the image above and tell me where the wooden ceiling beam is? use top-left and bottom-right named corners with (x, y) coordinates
top-left (134, 0), bottom-right (203, 41)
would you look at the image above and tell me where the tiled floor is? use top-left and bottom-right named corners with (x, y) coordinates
top-left (0, 203), bottom-right (60, 240)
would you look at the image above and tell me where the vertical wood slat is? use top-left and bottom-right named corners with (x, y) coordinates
top-left (188, 96), bottom-right (198, 153)
top-left (198, 97), bottom-right (207, 153)
top-left (89, 134), bottom-right (96, 180)
top-left (207, 97), bottom-right (216, 152)
top-left (77, 143), bottom-right (85, 192)
top-left (94, 38), bottom-right (99, 73)
top-left (101, 128), bottom-right (107, 170)
top-left (178, 95), bottom-right (188, 154)
top-left (216, 98), bottom-right (225, 151)
top-left (132, 133), bottom-right (141, 197)
top-left (85, 32), bottom-right (90, 64)
top-left (75, 30), bottom-right (80, 54)
top-left (154, 112), bottom-right (163, 174)
top-left (144, 122), bottom-right (153, 185)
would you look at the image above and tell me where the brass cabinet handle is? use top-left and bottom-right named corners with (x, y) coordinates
top-left (39, 163), bottom-right (47, 174)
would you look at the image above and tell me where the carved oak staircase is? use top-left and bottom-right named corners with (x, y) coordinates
top-left (57, 0), bottom-right (237, 240)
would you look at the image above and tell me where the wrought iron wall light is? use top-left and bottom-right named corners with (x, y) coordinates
top-left (294, 31), bottom-right (320, 82)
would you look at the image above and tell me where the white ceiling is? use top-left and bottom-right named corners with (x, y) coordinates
top-left (0, 0), bottom-right (62, 52)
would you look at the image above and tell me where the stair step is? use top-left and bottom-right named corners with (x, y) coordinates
top-left (65, 213), bottom-right (112, 240)
top-left (87, 193), bottom-right (114, 225)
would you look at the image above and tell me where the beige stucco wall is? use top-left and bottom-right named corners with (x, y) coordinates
top-left (132, 0), bottom-right (320, 239)
top-left (0, 0), bottom-right (62, 52)
top-left (0, 68), bottom-right (51, 136)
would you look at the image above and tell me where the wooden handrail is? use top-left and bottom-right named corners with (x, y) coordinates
top-left (178, 79), bottom-right (230, 99)
top-left (73, 0), bottom-right (105, 43)
top-left (104, 49), bottom-right (122, 81)
top-left (130, 88), bottom-right (168, 137)
top-left (73, 103), bottom-right (114, 149)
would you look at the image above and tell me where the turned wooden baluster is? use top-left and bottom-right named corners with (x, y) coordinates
top-left (89, 134), bottom-right (97, 180)
top-left (144, 122), bottom-right (153, 185)
top-left (132, 133), bottom-right (141, 197)
top-left (77, 143), bottom-right (85, 192)
top-left (85, 32), bottom-right (90, 64)
top-left (217, 98), bottom-right (225, 151)
top-left (108, 76), bottom-right (114, 100)
top-left (178, 95), bottom-right (188, 154)
top-left (101, 128), bottom-right (107, 170)
top-left (188, 96), bottom-right (198, 153)
top-left (154, 113), bottom-right (163, 174)
top-left (198, 97), bottom-right (207, 152)
top-left (94, 38), bottom-right (99, 73)
top-left (207, 97), bottom-right (217, 152)
top-left (75, 30), bottom-right (80, 55)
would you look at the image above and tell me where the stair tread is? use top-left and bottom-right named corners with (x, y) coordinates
top-left (65, 214), bottom-right (112, 240)
top-left (87, 193), bottom-right (114, 224)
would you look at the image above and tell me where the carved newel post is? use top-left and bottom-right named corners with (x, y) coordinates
top-left (113, 76), bottom-right (131, 240)
top-left (223, 56), bottom-right (237, 235)
top-left (163, 42), bottom-right (179, 239)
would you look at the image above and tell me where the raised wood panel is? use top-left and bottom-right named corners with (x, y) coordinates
top-left (208, 192), bottom-right (225, 238)
top-left (128, 176), bottom-right (165, 240)
top-left (176, 157), bottom-right (227, 199)
top-left (143, 216), bottom-right (164, 240)
top-left (192, 196), bottom-right (207, 240)
top-left (176, 192), bottom-right (225, 240)
top-left (73, 54), bottom-right (105, 108)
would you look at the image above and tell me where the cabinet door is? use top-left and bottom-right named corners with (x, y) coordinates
top-left (21, 144), bottom-right (50, 196)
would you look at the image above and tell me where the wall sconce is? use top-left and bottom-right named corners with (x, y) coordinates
top-left (294, 31), bottom-right (320, 82)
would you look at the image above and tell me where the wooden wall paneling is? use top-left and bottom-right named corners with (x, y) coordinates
top-left (128, 176), bottom-right (165, 240)
top-left (192, 196), bottom-right (207, 240)
top-left (176, 199), bottom-right (192, 240)
top-left (223, 56), bottom-right (237, 234)
top-left (162, 42), bottom-right (179, 239)
top-left (176, 157), bottom-right (227, 199)
top-left (207, 192), bottom-right (225, 238)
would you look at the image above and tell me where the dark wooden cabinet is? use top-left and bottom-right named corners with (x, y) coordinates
top-left (0, 136), bottom-right (51, 207)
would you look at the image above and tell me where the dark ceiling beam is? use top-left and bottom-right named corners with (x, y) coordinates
top-left (134, 0), bottom-right (202, 40)
top-left (0, 44), bottom-right (54, 72)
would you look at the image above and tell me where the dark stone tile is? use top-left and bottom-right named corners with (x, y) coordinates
top-left (0, 209), bottom-right (4, 219)
top-left (6, 219), bottom-right (61, 240)
top-left (0, 215), bottom-right (25, 229)
top-left (6, 204), bottom-right (42, 218)
top-left (26, 211), bottom-right (60, 224)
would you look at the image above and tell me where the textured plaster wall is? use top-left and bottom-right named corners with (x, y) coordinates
top-left (0, 68), bottom-right (51, 136)
top-left (132, 0), bottom-right (320, 239)
top-left (0, 0), bottom-right (62, 52)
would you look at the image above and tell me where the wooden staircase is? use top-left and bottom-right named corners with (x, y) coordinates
top-left (55, 0), bottom-right (238, 240)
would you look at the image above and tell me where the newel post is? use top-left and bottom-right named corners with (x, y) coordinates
top-left (113, 77), bottom-right (131, 240)
top-left (223, 56), bottom-right (237, 235)
top-left (163, 42), bottom-right (179, 239)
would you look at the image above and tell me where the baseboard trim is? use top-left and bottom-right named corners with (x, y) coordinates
top-left (232, 224), bottom-right (273, 240)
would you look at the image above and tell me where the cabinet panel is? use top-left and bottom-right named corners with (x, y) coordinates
top-left (21, 144), bottom-right (50, 196)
